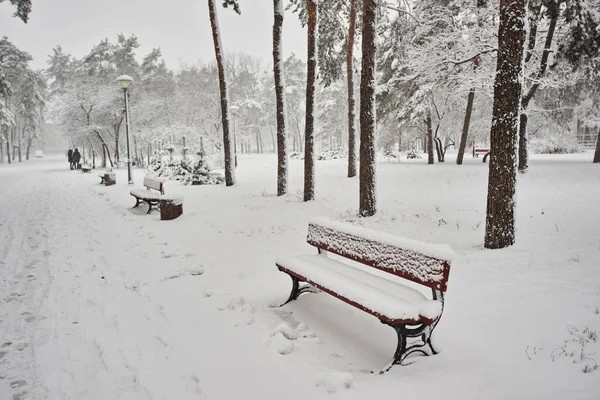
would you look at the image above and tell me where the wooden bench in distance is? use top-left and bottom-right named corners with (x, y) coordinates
top-left (81, 165), bottom-right (92, 173)
top-left (99, 172), bottom-right (116, 186)
top-left (130, 175), bottom-right (166, 214)
top-left (472, 145), bottom-right (491, 163)
top-left (276, 217), bottom-right (453, 372)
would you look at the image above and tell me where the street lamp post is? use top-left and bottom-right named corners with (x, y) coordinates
top-left (230, 105), bottom-right (239, 168)
top-left (117, 74), bottom-right (134, 184)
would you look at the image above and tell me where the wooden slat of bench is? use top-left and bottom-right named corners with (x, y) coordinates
top-left (306, 218), bottom-right (452, 291)
top-left (277, 254), bottom-right (442, 324)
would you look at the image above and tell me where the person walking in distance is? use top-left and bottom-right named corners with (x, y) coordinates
top-left (67, 149), bottom-right (73, 169)
top-left (72, 148), bottom-right (81, 170)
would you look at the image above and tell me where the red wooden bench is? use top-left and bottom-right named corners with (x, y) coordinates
top-left (276, 217), bottom-right (453, 372)
top-left (472, 145), bottom-right (491, 162)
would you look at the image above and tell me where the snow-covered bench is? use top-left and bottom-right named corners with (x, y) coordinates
top-left (130, 175), bottom-right (167, 214)
top-left (81, 164), bottom-right (92, 173)
top-left (276, 217), bottom-right (453, 371)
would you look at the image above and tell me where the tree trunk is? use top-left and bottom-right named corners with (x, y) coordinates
top-left (484, 0), bottom-right (525, 249)
top-left (208, 0), bottom-right (236, 186)
top-left (427, 111), bottom-right (434, 165)
top-left (518, 1), bottom-right (559, 173)
top-left (347, 0), bottom-right (358, 178)
top-left (6, 133), bottom-right (11, 164)
top-left (359, 0), bottom-right (377, 217)
top-left (457, 89), bottom-right (475, 165)
top-left (26, 137), bottom-right (32, 160)
top-left (303, 0), bottom-right (318, 202)
top-left (593, 127), bottom-right (600, 163)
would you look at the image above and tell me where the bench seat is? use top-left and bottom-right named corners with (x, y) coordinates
top-left (277, 254), bottom-right (442, 324)
top-left (129, 188), bottom-right (164, 200)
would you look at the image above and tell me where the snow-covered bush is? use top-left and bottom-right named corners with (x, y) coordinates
top-left (406, 150), bottom-right (421, 159)
top-left (530, 135), bottom-right (581, 154)
top-left (148, 154), bottom-right (223, 185)
top-left (317, 150), bottom-right (344, 160)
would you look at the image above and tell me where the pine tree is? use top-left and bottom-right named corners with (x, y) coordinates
top-left (273, 0), bottom-right (288, 196)
top-left (359, 0), bottom-right (377, 217)
top-left (208, 0), bottom-right (237, 186)
top-left (484, 0), bottom-right (526, 249)
top-left (303, 0), bottom-right (317, 202)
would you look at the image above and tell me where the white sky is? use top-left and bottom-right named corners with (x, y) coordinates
top-left (0, 0), bottom-right (307, 71)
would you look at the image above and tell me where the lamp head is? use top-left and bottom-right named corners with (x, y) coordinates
top-left (116, 75), bottom-right (133, 90)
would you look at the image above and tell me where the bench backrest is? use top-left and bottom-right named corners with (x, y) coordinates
top-left (306, 218), bottom-right (452, 292)
top-left (143, 175), bottom-right (166, 194)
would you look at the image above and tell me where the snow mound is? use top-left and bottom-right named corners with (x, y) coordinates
top-left (272, 323), bottom-right (299, 340)
top-left (315, 372), bottom-right (354, 393)
top-left (268, 332), bottom-right (295, 355)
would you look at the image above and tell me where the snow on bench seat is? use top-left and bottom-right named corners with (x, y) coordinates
top-left (129, 188), bottom-right (164, 200)
top-left (277, 254), bottom-right (442, 324)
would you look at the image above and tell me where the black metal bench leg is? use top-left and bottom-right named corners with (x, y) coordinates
top-left (146, 202), bottom-right (153, 214)
top-left (133, 198), bottom-right (141, 208)
top-left (279, 274), bottom-right (318, 306)
top-left (280, 275), bottom-right (300, 306)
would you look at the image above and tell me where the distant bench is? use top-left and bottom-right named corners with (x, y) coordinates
top-left (276, 218), bottom-right (452, 372)
top-left (130, 175), bottom-right (184, 219)
top-left (81, 165), bottom-right (92, 173)
top-left (472, 146), bottom-right (491, 163)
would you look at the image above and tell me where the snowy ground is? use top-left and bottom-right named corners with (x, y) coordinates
top-left (1, 152), bottom-right (599, 400)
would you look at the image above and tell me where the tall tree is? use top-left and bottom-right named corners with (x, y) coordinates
top-left (359, 0), bottom-right (377, 217)
top-left (456, 0), bottom-right (487, 165)
top-left (484, 0), bottom-right (526, 249)
top-left (0, 0), bottom-right (32, 23)
top-left (273, 0), bottom-right (288, 195)
top-left (346, 0), bottom-right (358, 177)
top-left (208, 0), bottom-right (236, 186)
top-left (518, 0), bottom-right (560, 173)
top-left (303, 0), bottom-right (317, 201)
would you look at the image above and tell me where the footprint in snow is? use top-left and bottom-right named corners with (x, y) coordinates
top-left (21, 312), bottom-right (35, 323)
top-left (315, 372), bottom-right (353, 393)
top-left (10, 380), bottom-right (27, 389)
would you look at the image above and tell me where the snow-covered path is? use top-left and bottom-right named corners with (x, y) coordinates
top-left (0, 160), bottom-right (211, 399)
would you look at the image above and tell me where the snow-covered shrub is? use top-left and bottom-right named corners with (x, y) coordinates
top-left (406, 149), bottom-right (421, 159)
top-left (182, 156), bottom-right (224, 186)
top-left (148, 154), bottom-right (223, 185)
top-left (530, 135), bottom-right (581, 154)
top-left (317, 150), bottom-right (344, 160)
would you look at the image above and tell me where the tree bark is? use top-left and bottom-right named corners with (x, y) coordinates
top-left (208, 0), bottom-right (236, 186)
top-left (303, 0), bottom-right (317, 202)
top-left (484, 0), bottom-right (525, 249)
top-left (593, 127), bottom-right (600, 163)
top-left (518, 0), bottom-right (559, 173)
top-left (359, 0), bottom-right (377, 217)
top-left (347, 0), bottom-right (358, 178)
top-left (427, 111), bottom-right (434, 165)
top-left (457, 89), bottom-right (476, 165)
top-left (26, 137), bottom-right (32, 160)
top-left (273, 0), bottom-right (288, 195)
